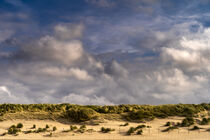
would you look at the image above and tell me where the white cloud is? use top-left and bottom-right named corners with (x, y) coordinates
top-left (0, 86), bottom-right (11, 97)
top-left (62, 93), bottom-right (113, 105)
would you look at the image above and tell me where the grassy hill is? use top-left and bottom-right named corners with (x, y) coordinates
top-left (0, 103), bottom-right (209, 122)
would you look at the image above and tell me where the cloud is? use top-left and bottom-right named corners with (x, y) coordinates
top-left (62, 93), bottom-right (113, 105)
top-left (86, 0), bottom-right (115, 8)
top-left (20, 36), bottom-right (84, 66)
top-left (0, 86), bottom-right (11, 97)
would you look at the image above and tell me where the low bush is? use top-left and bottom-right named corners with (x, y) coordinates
top-left (53, 126), bottom-right (57, 131)
top-left (165, 122), bottom-right (171, 126)
top-left (65, 107), bottom-right (98, 122)
top-left (200, 118), bottom-right (210, 125)
top-left (8, 125), bottom-right (21, 134)
top-left (126, 127), bottom-right (135, 135)
top-left (46, 124), bottom-right (49, 129)
top-left (136, 129), bottom-right (143, 135)
top-left (120, 122), bottom-right (129, 127)
top-left (32, 124), bottom-right (36, 129)
top-left (162, 126), bottom-right (178, 132)
top-left (181, 117), bottom-right (194, 127)
top-left (80, 125), bottom-right (86, 129)
top-left (191, 126), bottom-right (200, 130)
top-left (16, 123), bottom-right (23, 128)
top-left (135, 125), bottom-right (146, 130)
top-left (24, 130), bottom-right (32, 134)
top-left (35, 128), bottom-right (47, 133)
top-left (101, 127), bottom-right (115, 133)
top-left (70, 125), bottom-right (77, 131)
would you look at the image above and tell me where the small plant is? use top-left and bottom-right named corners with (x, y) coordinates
top-left (135, 125), bottom-right (146, 130)
top-left (77, 129), bottom-right (85, 133)
top-left (49, 132), bottom-right (52, 137)
top-left (80, 125), bottom-right (86, 129)
top-left (136, 129), bottom-right (143, 135)
top-left (8, 125), bottom-right (21, 134)
top-left (200, 118), bottom-right (210, 125)
top-left (181, 117), bottom-right (194, 127)
top-left (191, 126), bottom-right (200, 130)
top-left (165, 122), bottom-right (171, 126)
top-left (46, 124), bottom-right (49, 129)
top-left (120, 122), bottom-right (129, 126)
top-left (101, 127), bottom-right (115, 133)
top-left (0, 132), bottom-right (7, 136)
top-left (53, 126), bottom-right (57, 131)
top-left (162, 126), bottom-right (178, 132)
top-left (127, 127), bottom-right (135, 135)
top-left (24, 130), bottom-right (32, 134)
top-left (35, 127), bottom-right (47, 133)
top-left (17, 123), bottom-right (23, 128)
top-left (70, 125), bottom-right (77, 131)
top-left (32, 124), bottom-right (36, 129)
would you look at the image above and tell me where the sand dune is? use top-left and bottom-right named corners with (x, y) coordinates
top-left (0, 117), bottom-right (210, 140)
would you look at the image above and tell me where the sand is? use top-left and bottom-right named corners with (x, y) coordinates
top-left (0, 117), bottom-right (210, 140)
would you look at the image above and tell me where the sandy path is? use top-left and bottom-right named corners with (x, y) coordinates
top-left (0, 117), bottom-right (210, 140)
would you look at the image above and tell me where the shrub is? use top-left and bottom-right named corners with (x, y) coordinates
top-left (135, 125), bottom-right (146, 130)
top-left (17, 123), bottom-right (23, 128)
top-left (165, 122), bottom-right (171, 126)
top-left (136, 129), bottom-right (143, 135)
top-left (101, 127), bottom-right (115, 133)
top-left (8, 125), bottom-right (21, 134)
top-left (80, 125), bottom-right (86, 129)
top-left (127, 127), bottom-right (135, 135)
top-left (46, 124), bottom-right (49, 129)
top-left (200, 118), bottom-right (210, 125)
top-left (70, 125), bottom-right (77, 131)
top-left (53, 126), bottom-right (57, 131)
top-left (25, 130), bottom-right (32, 134)
top-left (32, 124), bottom-right (36, 129)
top-left (181, 117), bottom-right (194, 127)
top-left (35, 128), bottom-right (47, 133)
top-left (120, 122), bottom-right (129, 127)
top-left (0, 132), bottom-right (7, 136)
top-left (162, 126), bottom-right (178, 132)
top-left (65, 108), bottom-right (98, 122)
top-left (191, 126), bottom-right (200, 130)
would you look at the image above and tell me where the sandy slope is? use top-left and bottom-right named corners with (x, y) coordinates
top-left (0, 117), bottom-right (210, 140)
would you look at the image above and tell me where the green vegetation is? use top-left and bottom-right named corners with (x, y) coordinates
top-left (200, 118), bottom-right (210, 125)
top-left (135, 124), bottom-right (146, 130)
top-left (136, 129), bottom-right (143, 135)
top-left (35, 127), bottom-right (47, 133)
top-left (46, 124), bottom-right (49, 129)
top-left (24, 130), bottom-right (32, 134)
top-left (162, 126), bottom-right (178, 132)
top-left (181, 117), bottom-right (194, 127)
top-left (127, 127), bottom-right (135, 135)
top-left (101, 127), bottom-right (115, 133)
top-left (0, 103), bottom-right (209, 122)
top-left (65, 107), bottom-right (98, 122)
top-left (191, 126), bottom-right (200, 130)
top-left (53, 126), bottom-right (57, 131)
top-left (80, 125), bottom-right (86, 129)
top-left (32, 124), bottom-right (36, 129)
top-left (70, 125), bottom-right (78, 131)
top-left (8, 125), bottom-right (21, 135)
top-left (120, 122), bottom-right (129, 126)
top-left (126, 126), bottom-right (145, 135)
top-left (16, 123), bottom-right (23, 128)
top-left (165, 121), bottom-right (171, 126)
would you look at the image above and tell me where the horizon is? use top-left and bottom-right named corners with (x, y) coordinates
top-left (0, 0), bottom-right (210, 105)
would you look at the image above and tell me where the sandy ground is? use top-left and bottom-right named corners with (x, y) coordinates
top-left (0, 117), bottom-right (210, 140)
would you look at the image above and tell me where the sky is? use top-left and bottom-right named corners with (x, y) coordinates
top-left (1, 0), bottom-right (210, 105)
